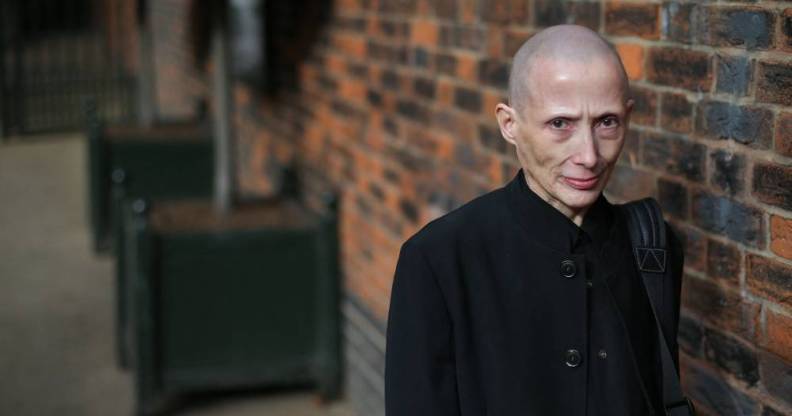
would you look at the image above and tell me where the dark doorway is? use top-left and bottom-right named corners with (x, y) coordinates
top-left (1, 0), bottom-right (137, 136)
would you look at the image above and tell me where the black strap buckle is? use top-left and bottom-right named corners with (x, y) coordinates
top-left (665, 397), bottom-right (695, 415)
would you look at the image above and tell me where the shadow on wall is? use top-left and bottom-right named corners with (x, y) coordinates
top-left (188, 0), bottom-right (333, 97)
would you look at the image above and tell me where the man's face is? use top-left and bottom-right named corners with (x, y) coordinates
top-left (498, 57), bottom-right (633, 219)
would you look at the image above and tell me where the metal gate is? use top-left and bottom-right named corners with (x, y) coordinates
top-left (0, 0), bottom-right (137, 136)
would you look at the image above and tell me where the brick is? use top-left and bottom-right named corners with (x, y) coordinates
top-left (396, 99), bottom-right (430, 124)
top-left (696, 101), bottom-right (773, 149)
top-left (630, 86), bottom-right (657, 127)
top-left (782, 8), bottom-right (792, 52)
top-left (410, 19), bottom-right (439, 47)
top-left (764, 310), bottom-right (792, 363)
top-left (478, 123), bottom-right (509, 155)
top-left (683, 276), bottom-right (759, 341)
top-left (746, 254), bottom-right (792, 308)
top-left (662, 2), bottom-right (698, 44)
top-left (412, 76), bottom-right (436, 100)
top-left (478, 58), bottom-right (509, 89)
top-left (616, 43), bottom-right (644, 81)
top-left (380, 69), bottom-right (400, 91)
top-left (456, 54), bottom-right (478, 82)
top-left (660, 92), bottom-right (693, 134)
top-left (432, 0), bottom-right (457, 19)
top-left (692, 191), bottom-right (763, 248)
top-left (642, 133), bottom-right (705, 181)
top-left (566, 2), bottom-right (601, 32)
top-left (335, 33), bottom-right (367, 58)
top-left (605, 2), bottom-right (659, 39)
top-left (710, 150), bottom-right (746, 196)
top-left (454, 87), bottom-right (482, 114)
top-left (706, 239), bottom-right (741, 285)
top-left (604, 164), bottom-right (656, 202)
top-left (759, 351), bottom-right (792, 407)
top-left (704, 328), bottom-right (760, 385)
top-left (379, 0), bottom-right (418, 15)
top-left (439, 25), bottom-right (485, 51)
top-left (657, 178), bottom-right (688, 219)
top-left (534, 0), bottom-right (567, 27)
top-left (479, 0), bottom-right (529, 24)
top-left (753, 163), bottom-right (792, 211)
top-left (771, 215), bottom-right (792, 261)
top-left (679, 225), bottom-right (706, 272)
top-left (648, 47), bottom-right (711, 91)
top-left (504, 29), bottom-right (533, 57)
top-left (716, 55), bottom-right (753, 96)
top-left (678, 314), bottom-right (704, 357)
top-left (683, 363), bottom-right (759, 415)
top-left (399, 198), bottom-right (419, 223)
top-left (777, 112), bottom-right (792, 157)
top-left (413, 47), bottom-right (430, 68)
top-left (756, 61), bottom-right (792, 106)
top-left (435, 52), bottom-right (457, 76)
top-left (703, 6), bottom-right (776, 50)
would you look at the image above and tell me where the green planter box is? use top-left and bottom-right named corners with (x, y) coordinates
top-left (86, 120), bottom-right (214, 253)
top-left (122, 198), bottom-right (341, 415)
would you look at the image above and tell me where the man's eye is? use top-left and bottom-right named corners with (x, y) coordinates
top-left (599, 117), bottom-right (619, 128)
top-left (549, 119), bottom-right (569, 129)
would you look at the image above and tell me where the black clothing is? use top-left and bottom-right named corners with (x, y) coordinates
top-left (385, 170), bottom-right (684, 416)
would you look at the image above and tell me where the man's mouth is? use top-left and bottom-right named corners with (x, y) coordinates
top-left (563, 175), bottom-right (600, 190)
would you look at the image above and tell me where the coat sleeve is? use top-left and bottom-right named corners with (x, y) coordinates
top-left (385, 241), bottom-right (460, 416)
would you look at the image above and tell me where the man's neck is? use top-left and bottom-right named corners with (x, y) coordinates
top-left (523, 174), bottom-right (590, 226)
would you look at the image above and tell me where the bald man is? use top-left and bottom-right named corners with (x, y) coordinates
top-left (385, 25), bottom-right (685, 415)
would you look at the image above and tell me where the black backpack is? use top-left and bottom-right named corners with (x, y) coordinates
top-left (619, 198), bottom-right (696, 416)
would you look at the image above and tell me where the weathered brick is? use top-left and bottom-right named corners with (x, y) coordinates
top-left (703, 6), bottom-right (776, 50)
top-left (683, 276), bottom-right (759, 341)
top-left (399, 198), bottom-right (419, 223)
top-left (533, 0), bottom-right (567, 27)
top-left (566, 2), bottom-right (601, 32)
top-left (753, 163), bottom-right (792, 211)
top-left (660, 92), bottom-right (693, 134)
top-left (747, 254), bottom-right (792, 308)
top-left (678, 314), bottom-right (704, 357)
top-left (759, 351), bottom-right (792, 407)
top-left (604, 164), bottom-right (656, 202)
top-left (439, 25), bottom-right (485, 51)
top-left (643, 133), bottom-right (705, 181)
top-left (771, 215), bottom-right (792, 261)
top-left (630, 86), bottom-right (657, 127)
top-left (648, 47), bottom-right (712, 91)
top-left (782, 8), bottom-right (792, 52)
top-left (616, 43), bottom-right (644, 81)
top-left (432, 0), bottom-right (457, 19)
top-left (691, 191), bottom-right (763, 247)
top-left (453, 86), bottom-right (482, 113)
top-left (479, 0), bottom-right (529, 24)
top-left (696, 101), bottom-right (773, 149)
top-left (706, 239), bottom-right (741, 285)
top-left (381, 69), bottom-right (400, 91)
top-left (410, 19), bottom-right (439, 47)
top-left (710, 150), bottom-right (746, 196)
top-left (478, 123), bottom-right (509, 155)
top-left (435, 52), bottom-right (457, 76)
top-left (679, 224), bottom-right (707, 272)
top-left (413, 47), bottom-right (430, 68)
top-left (379, 0), bottom-right (418, 15)
top-left (662, 2), bottom-right (699, 44)
top-left (683, 363), bottom-right (759, 415)
top-left (704, 328), bottom-right (760, 385)
top-left (764, 310), bottom-right (792, 363)
top-left (777, 112), bottom-right (792, 157)
top-left (657, 178), bottom-right (688, 220)
top-left (756, 61), bottom-right (792, 106)
top-left (396, 99), bottom-right (430, 124)
top-left (478, 58), bottom-right (509, 90)
top-left (605, 2), bottom-right (659, 39)
top-left (413, 77), bottom-right (436, 100)
top-left (716, 55), bottom-right (753, 96)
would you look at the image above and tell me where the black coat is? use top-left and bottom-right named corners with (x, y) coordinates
top-left (385, 171), bottom-right (684, 416)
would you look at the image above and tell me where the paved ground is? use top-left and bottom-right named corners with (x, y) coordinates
top-left (0, 134), bottom-right (353, 416)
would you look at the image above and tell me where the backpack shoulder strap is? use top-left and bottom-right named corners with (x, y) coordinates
top-left (619, 198), bottom-right (695, 416)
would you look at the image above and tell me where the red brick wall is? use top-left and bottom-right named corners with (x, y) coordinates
top-left (152, 0), bottom-right (792, 414)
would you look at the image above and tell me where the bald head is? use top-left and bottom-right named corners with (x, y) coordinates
top-left (508, 25), bottom-right (630, 114)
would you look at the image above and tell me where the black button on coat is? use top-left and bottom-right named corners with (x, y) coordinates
top-left (385, 170), bottom-right (684, 416)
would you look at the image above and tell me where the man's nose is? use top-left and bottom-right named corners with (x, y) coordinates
top-left (572, 128), bottom-right (599, 168)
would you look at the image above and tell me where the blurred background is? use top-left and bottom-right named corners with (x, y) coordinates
top-left (0, 1), bottom-right (790, 415)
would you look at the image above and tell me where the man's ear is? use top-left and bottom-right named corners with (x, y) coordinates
top-left (495, 103), bottom-right (519, 146)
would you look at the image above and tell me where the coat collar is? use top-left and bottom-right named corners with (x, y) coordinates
top-left (505, 169), bottom-right (615, 254)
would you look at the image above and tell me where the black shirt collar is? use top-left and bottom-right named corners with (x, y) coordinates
top-left (505, 169), bottom-right (614, 253)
